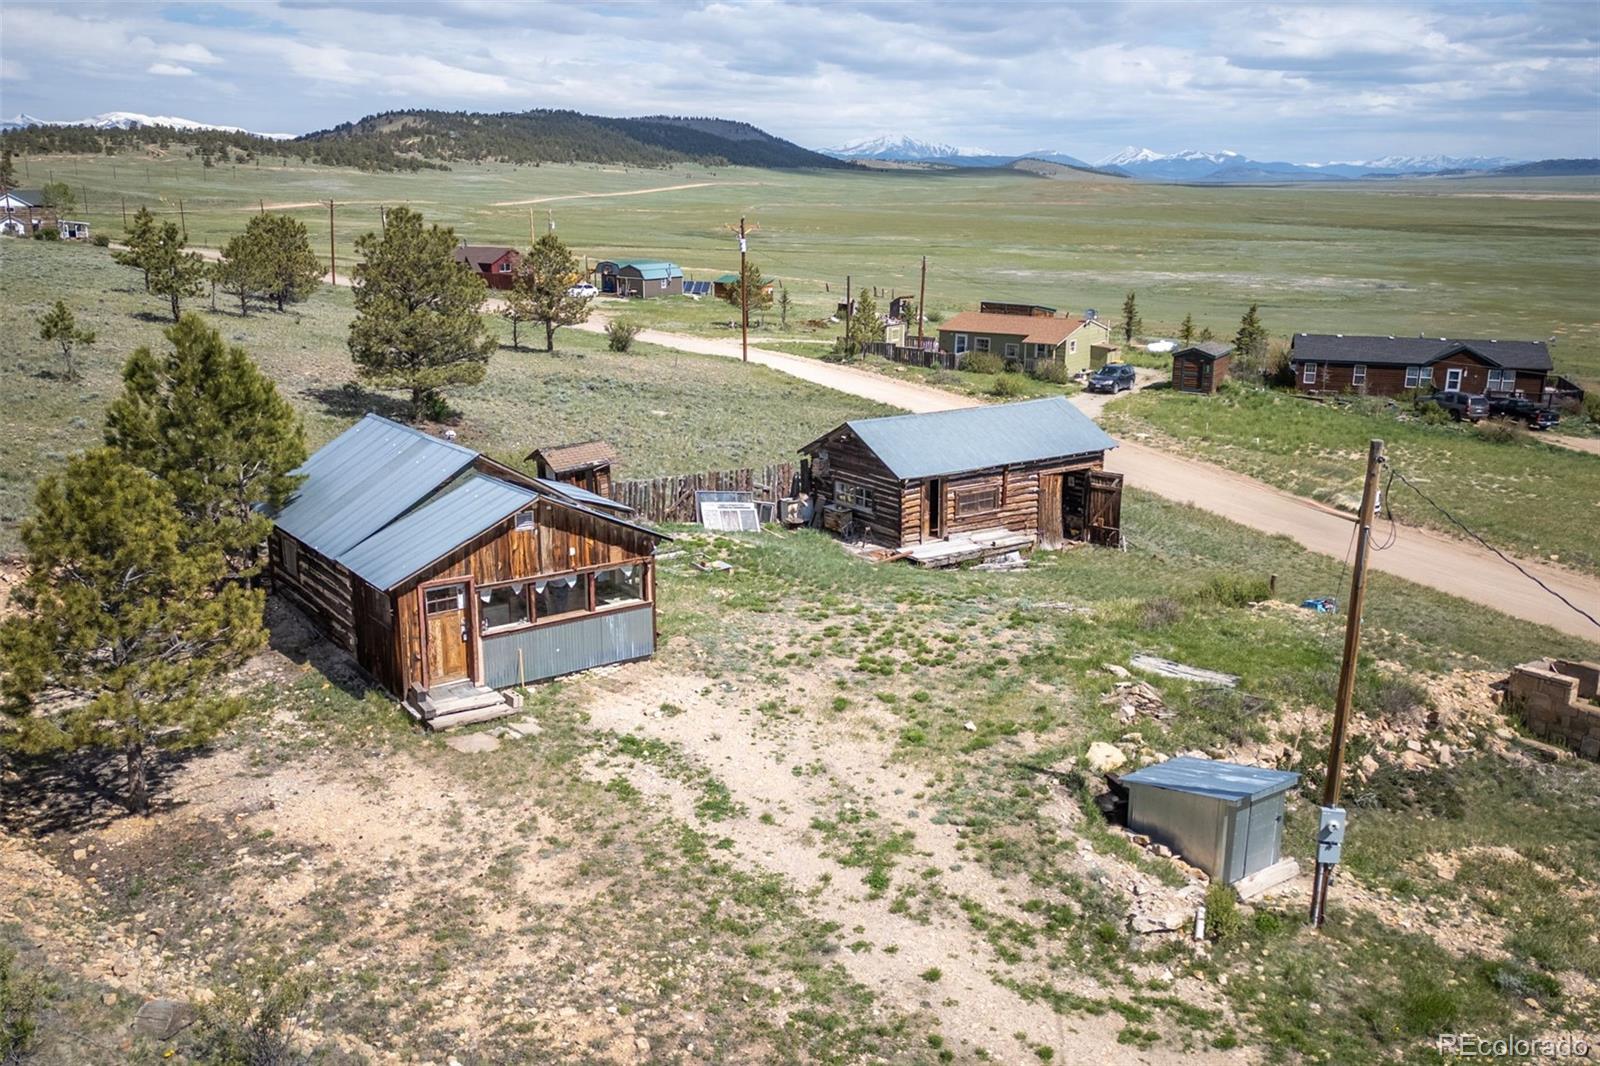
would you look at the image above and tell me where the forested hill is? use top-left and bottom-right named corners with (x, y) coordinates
top-left (0, 108), bottom-right (849, 172)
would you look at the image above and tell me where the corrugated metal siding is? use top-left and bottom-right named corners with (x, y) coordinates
top-left (847, 397), bottom-right (1118, 480)
top-left (1242, 793), bottom-right (1285, 876)
top-left (481, 606), bottom-right (654, 689)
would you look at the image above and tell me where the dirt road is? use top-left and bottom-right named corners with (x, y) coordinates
top-left (575, 322), bottom-right (1600, 642)
top-left (1547, 434), bottom-right (1600, 457)
top-left (490, 181), bottom-right (761, 207)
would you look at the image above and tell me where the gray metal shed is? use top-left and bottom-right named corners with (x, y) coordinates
top-left (1120, 757), bottom-right (1300, 883)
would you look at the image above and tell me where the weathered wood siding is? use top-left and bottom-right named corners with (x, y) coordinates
top-left (270, 530), bottom-right (356, 653)
top-left (1294, 355), bottom-right (1548, 398)
top-left (802, 428), bottom-right (905, 547)
top-left (1174, 353), bottom-right (1229, 394)
top-left (610, 463), bottom-right (799, 524)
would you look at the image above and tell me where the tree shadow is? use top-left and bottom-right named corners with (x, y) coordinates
top-left (132, 310), bottom-right (177, 325)
top-left (304, 382), bottom-right (412, 423)
top-left (0, 746), bottom-right (201, 838)
top-left (264, 596), bottom-right (382, 703)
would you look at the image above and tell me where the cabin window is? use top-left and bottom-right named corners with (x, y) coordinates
top-left (535, 574), bottom-right (585, 620)
top-left (834, 480), bottom-right (874, 513)
top-left (595, 565), bottom-right (645, 608)
top-left (1352, 364), bottom-right (1367, 386)
top-left (424, 584), bottom-right (465, 615)
top-left (953, 334), bottom-right (969, 354)
top-left (280, 536), bottom-right (300, 579)
top-left (1486, 369), bottom-right (1507, 391)
top-left (953, 486), bottom-right (1001, 517)
top-left (1302, 362), bottom-right (1316, 385)
top-left (1004, 343), bottom-right (1019, 359)
top-left (1069, 340), bottom-right (1077, 354)
top-left (1404, 366), bottom-right (1431, 388)
top-left (479, 582), bottom-right (531, 631)
top-left (498, 260), bottom-right (512, 273)
top-left (515, 508), bottom-right (536, 531)
top-left (974, 337), bottom-right (991, 353)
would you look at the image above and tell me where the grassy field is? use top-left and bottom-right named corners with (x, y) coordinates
top-left (6, 491), bottom-right (1596, 1063)
top-left (0, 238), bottom-right (892, 553)
top-left (1101, 384), bottom-right (1600, 576)
top-left (16, 148), bottom-right (1600, 387)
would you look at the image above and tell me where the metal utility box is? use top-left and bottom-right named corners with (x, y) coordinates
top-left (1120, 757), bottom-right (1301, 883)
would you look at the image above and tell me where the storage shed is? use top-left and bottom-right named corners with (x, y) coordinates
top-left (528, 440), bottom-right (618, 496)
top-left (1171, 341), bottom-right (1233, 394)
top-left (1120, 757), bottom-right (1300, 884)
top-left (595, 258), bottom-right (684, 298)
top-left (267, 415), bottom-right (666, 726)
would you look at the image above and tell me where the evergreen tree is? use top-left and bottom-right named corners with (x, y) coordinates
top-left (0, 149), bottom-right (16, 187)
top-left (114, 206), bottom-right (158, 292)
top-left (1199, 326), bottom-right (1216, 342)
top-left (501, 260), bottom-right (537, 350)
top-left (39, 181), bottom-right (75, 213)
top-left (1179, 313), bottom-right (1196, 346)
top-left (520, 232), bottom-right (592, 351)
top-left (1120, 291), bottom-right (1141, 344)
top-left (777, 284), bottom-right (791, 330)
top-left (213, 233), bottom-right (262, 316)
top-left (105, 314), bottom-right (306, 580)
top-left (1234, 303), bottom-right (1268, 364)
top-left (839, 290), bottom-right (880, 359)
top-left (348, 206), bottom-right (494, 419)
top-left (722, 259), bottom-right (774, 323)
top-left (37, 300), bottom-right (95, 381)
top-left (0, 450), bottom-right (263, 814)
top-left (145, 221), bottom-right (207, 322)
top-left (245, 213), bottom-right (323, 311)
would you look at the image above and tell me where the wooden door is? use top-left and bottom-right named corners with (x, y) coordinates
top-left (1086, 471), bottom-right (1124, 547)
top-left (1037, 473), bottom-right (1065, 546)
top-left (422, 581), bottom-right (473, 687)
top-left (923, 479), bottom-right (945, 540)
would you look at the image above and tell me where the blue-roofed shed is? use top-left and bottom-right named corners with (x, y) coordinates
top-left (267, 415), bottom-right (667, 724)
top-left (1120, 757), bottom-right (1301, 883)
top-left (799, 397), bottom-right (1124, 551)
top-left (596, 257), bottom-right (685, 298)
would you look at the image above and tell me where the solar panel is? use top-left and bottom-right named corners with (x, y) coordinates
top-left (683, 280), bottom-right (712, 297)
top-left (700, 502), bottom-right (760, 532)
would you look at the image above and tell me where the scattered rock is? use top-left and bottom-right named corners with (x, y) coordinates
top-left (101, 992), bottom-right (118, 1007)
top-left (445, 733), bottom-right (501, 754)
top-left (133, 999), bottom-right (194, 1040)
top-left (1086, 742), bottom-right (1126, 774)
top-left (1103, 663), bottom-right (1132, 679)
top-left (1129, 909), bottom-right (1186, 934)
top-left (962, 721), bottom-right (977, 732)
top-left (505, 716), bottom-right (543, 738)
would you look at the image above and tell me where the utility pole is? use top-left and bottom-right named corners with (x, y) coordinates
top-left (917, 255), bottom-right (927, 350)
top-left (739, 216), bottom-right (749, 363)
top-left (328, 200), bottom-right (336, 285)
top-left (844, 274), bottom-right (852, 355)
top-left (120, 196), bottom-right (127, 229)
top-left (177, 198), bottom-right (187, 241)
top-left (1308, 438), bottom-right (1385, 928)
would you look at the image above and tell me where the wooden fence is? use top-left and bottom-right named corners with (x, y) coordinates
top-left (860, 342), bottom-right (964, 370)
top-left (609, 462), bottom-right (801, 524)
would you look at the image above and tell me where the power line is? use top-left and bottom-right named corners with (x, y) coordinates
top-left (1388, 466), bottom-right (1600, 631)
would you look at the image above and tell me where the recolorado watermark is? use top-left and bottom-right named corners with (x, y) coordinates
top-left (1437, 1033), bottom-right (1593, 1060)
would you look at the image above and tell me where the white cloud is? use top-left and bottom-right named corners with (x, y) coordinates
top-left (147, 62), bottom-right (195, 77)
top-left (158, 42), bottom-right (221, 66)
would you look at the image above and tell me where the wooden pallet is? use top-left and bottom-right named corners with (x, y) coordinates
top-left (905, 528), bottom-right (1036, 568)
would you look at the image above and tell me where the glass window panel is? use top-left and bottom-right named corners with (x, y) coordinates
top-left (480, 584), bottom-right (530, 630)
top-left (536, 575), bottom-right (585, 618)
top-left (595, 566), bottom-right (645, 608)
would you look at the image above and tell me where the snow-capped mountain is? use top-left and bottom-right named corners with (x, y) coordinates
top-left (1304, 155), bottom-right (1518, 176)
top-left (824, 133), bottom-right (995, 161)
top-left (1088, 146), bottom-right (1523, 182)
top-left (1, 111), bottom-right (295, 140)
top-left (1093, 147), bottom-right (1250, 180)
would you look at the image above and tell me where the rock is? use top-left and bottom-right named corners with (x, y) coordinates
top-left (133, 999), bottom-right (194, 1040)
top-left (1103, 663), bottom-right (1132, 679)
top-left (445, 733), bottom-right (501, 754)
top-left (506, 716), bottom-right (543, 738)
top-left (963, 721), bottom-right (977, 732)
top-left (1130, 909), bottom-right (1186, 934)
top-left (1086, 742), bottom-right (1126, 774)
top-left (1405, 738), bottom-right (1423, 753)
top-left (101, 992), bottom-right (118, 1007)
top-left (1399, 750), bottom-right (1432, 772)
top-left (72, 849), bottom-right (88, 862)
top-left (635, 1037), bottom-right (651, 1052)
top-left (1357, 754), bottom-right (1380, 779)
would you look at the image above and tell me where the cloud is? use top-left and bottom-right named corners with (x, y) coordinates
top-left (147, 62), bottom-right (196, 77)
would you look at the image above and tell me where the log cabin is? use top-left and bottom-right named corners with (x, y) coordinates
top-left (1171, 341), bottom-right (1233, 394)
top-left (799, 397), bottom-right (1122, 551)
top-left (1287, 334), bottom-right (1554, 399)
top-left (267, 415), bottom-right (666, 727)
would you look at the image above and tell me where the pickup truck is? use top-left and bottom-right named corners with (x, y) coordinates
top-left (1488, 395), bottom-right (1560, 430)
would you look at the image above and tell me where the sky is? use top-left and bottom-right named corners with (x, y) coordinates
top-left (0, 1), bottom-right (1596, 163)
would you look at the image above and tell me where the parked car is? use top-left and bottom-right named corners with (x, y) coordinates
top-left (1087, 364), bottom-right (1137, 394)
top-left (1428, 390), bottom-right (1489, 422)
top-left (567, 282), bottom-right (598, 298)
top-left (1488, 395), bottom-right (1560, 430)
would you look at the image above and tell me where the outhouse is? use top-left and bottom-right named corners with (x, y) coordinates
top-left (1120, 756), bottom-right (1300, 883)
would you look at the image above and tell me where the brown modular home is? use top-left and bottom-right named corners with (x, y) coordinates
top-left (528, 440), bottom-right (618, 496)
top-left (268, 415), bottom-right (665, 726)
top-left (1171, 341), bottom-right (1234, 394)
top-left (1288, 334), bottom-right (1553, 399)
top-left (937, 310), bottom-right (1113, 374)
top-left (453, 244), bottom-right (521, 290)
top-left (799, 397), bottom-right (1122, 550)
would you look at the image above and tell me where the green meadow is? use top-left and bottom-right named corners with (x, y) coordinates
top-left (17, 148), bottom-right (1600, 386)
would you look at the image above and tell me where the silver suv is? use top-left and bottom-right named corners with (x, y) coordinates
top-left (1429, 390), bottom-right (1489, 422)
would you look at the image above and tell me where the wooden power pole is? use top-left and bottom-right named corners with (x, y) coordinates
top-left (1309, 437), bottom-right (1386, 927)
top-left (917, 255), bottom-right (927, 349)
top-left (739, 216), bottom-right (749, 363)
top-left (327, 200), bottom-right (336, 286)
top-left (177, 198), bottom-right (187, 241)
top-left (844, 274), bottom-right (852, 354)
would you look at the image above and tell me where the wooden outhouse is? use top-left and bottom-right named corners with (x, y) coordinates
top-left (528, 440), bottom-right (618, 496)
top-left (1171, 341), bottom-right (1233, 394)
top-left (268, 415), bottom-right (666, 726)
top-left (799, 397), bottom-right (1122, 550)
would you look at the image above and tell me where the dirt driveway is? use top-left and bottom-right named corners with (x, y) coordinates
top-left (575, 321), bottom-right (1600, 642)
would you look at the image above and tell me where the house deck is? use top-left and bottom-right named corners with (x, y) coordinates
top-left (904, 527), bottom-right (1036, 568)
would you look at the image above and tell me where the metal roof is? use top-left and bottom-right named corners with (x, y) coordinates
top-left (1121, 756), bottom-right (1300, 805)
top-left (271, 414), bottom-right (477, 558)
top-left (1289, 333), bottom-right (1551, 372)
top-left (618, 260), bottom-right (683, 281)
top-left (338, 474), bottom-right (537, 590)
top-left (529, 476), bottom-right (632, 512)
top-left (1176, 341), bottom-right (1234, 359)
top-left (823, 397), bottom-right (1117, 480)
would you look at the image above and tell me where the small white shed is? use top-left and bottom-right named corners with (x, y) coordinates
top-left (1120, 756), bottom-right (1300, 883)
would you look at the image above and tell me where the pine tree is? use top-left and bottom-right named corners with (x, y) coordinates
top-left (145, 221), bottom-right (207, 322)
top-left (501, 261), bottom-right (537, 350)
top-left (0, 149), bottom-right (16, 187)
top-left (778, 285), bottom-right (791, 330)
top-left (37, 300), bottom-right (96, 381)
top-left (114, 206), bottom-right (158, 292)
top-left (348, 206), bottom-right (495, 419)
top-left (1120, 292), bottom-right (1142, 344)
top-left (840, 290), bottom-right (880, 359)
top-left (1179, 313), bottom-right (1196, 346)
top-left (245, 213), bottom-right (323, 312)
top-left (105, 314), bottom-right (306, 580)
top-left (722, 259), bottom-right (774, 323)
top-left (521, 232), bottom-right (592, 351)
top-left (213, 233), bottom-right (261, 316)
top-left (0, 450), bottom-right (263, 814)
top-left (1234, 303), bottom-right (1268, 364)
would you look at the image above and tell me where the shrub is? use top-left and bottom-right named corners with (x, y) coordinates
top-left (1029, 361), bottom-right (1074, 385)
top-left (605, 319), bottom-right (640, 352)
top-left (1581, 392), bottom-right (1600, 424)
top-left (1473, 420), bottom-right (1521, 445)
top-left (1, 947), bottom-right (51, 1065)
top-left (193, 957), bottom-right (315, 1066)
top-left (1417, 402), bottom-right (1451, 426)
top-left (990, 374), bottom-right (1027, 398)
top-left (1138, 596), bottom-right (1185, 629)
top-left (91, 232), bottom-right (112, 247)
top-left (1204, 882), bottom-right (1242, 942)
top-left (961, 351), bottom-right (1004, 375)
top-left (924, 309), bottom-right (944, 324)
top-left (32, 226), bottom-right (59, 242)
top-left (1190, 574), bottom-right (1272, 607)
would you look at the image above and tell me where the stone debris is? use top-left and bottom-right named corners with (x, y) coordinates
top-left (133, 998), bottom-right (195, 1040)
top-left (444, 733), bottom-right (501, 754)
top-left (1085, 741), bottom-right (1126, 774)
top-left (1100, 680), bottom-right (1173, 723)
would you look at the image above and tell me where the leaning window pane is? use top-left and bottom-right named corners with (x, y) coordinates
top-left (595, 566), bottom-right (644, 608)
top-left (480, 584), bottom-right (529, 630)
top-left (536, 576), bottom-right (585, 618)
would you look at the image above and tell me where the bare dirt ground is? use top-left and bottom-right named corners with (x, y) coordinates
top-left (1547, 433), bottom-right (1600, 457)
top-left (490, 182), bottom-right (762, 207)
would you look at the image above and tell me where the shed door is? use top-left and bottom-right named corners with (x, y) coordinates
top-left (1242, 795), bottom-right (1285, 877)
top-left (1086, 471), bottom-right (1124, 547)
top-left (1037, 473), bottom-right (1065, 546)
top-left (422, 581), bottom-right (474, 687)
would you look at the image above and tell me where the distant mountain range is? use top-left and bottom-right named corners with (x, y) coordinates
top-left (1, 111), bottom-right (295, 140)
top-left (824, 133), bottom-right (1097, 171)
